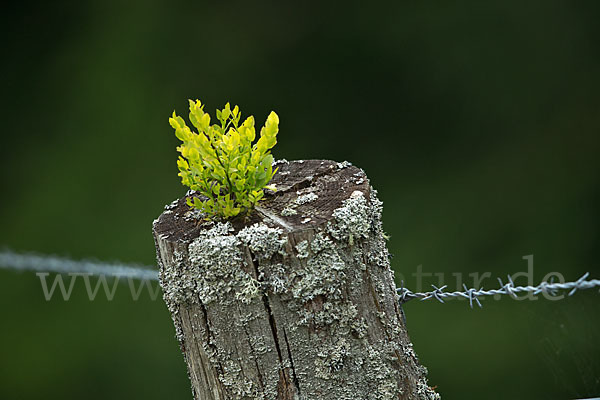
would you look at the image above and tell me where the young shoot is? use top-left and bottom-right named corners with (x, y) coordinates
top-left (169, 100), bottom-right (279, 219)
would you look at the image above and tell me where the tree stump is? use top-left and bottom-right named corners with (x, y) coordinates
top-left (153, 159), bottom-right (439, 400)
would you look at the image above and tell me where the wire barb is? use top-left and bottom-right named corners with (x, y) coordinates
top-left (397, 271), bottom-right (600, 308)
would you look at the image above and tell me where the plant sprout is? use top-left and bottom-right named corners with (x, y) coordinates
top-left (169, 100), bottom-right (279, 219)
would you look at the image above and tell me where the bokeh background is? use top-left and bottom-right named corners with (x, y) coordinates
top-left (1, 1), bottom-right (599, 399)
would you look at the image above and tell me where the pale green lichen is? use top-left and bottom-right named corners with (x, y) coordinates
top-left (234, 275), bottom-right (262, 304)
top-left (367, 235), bottom-right (391, 269)
top-left (417, 380), bottom-right (442, 400)
top-left (187, 223), bottom-right (252, 305)
top-left (258, 263), bottom-right (287, 294)
top-left (315, 338), bottom-right (351, 379)
top-left (298, 300), bottom-right (367, 339)
top-left (310, 231), bottom-right (335, 253)
top-left (295, 240), bottom-right (310, 259)
top-left (237, 223), bottom-right (287, 259)
top-left (281, 206), bottom-right (297, 216)
top-left (295, 192), bottom-right (318, 205)
top-left (157, 249), bottom-right (187, 344)
top-left (161, 222), bottom-right (288, 309)
top-left (309, 337), bottom-right (412, 400)
top-left (289, 242), bottom-right (346, 303)
top-left (328, 191), bottom-right (372, 243)
top-left (336, 161), bottom-right (353, 169)
top-left (162, 222), bottom-right (288, 307)
top-left (219, 358), bottom-right (261, 398)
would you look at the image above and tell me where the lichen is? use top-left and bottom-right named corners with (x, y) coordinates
top-left (295, 240), bottom-right (310, 259)
top-left (237, 223), bottom-right (287, 259)
top-left (158, 222), bottom-right (262, 307)
top-left (369, 189), bottom-right (384, 232)
top-left (258, 263), bottom-right (287, 294)
top-left (295, 192), bottom-right (318, 205)
top-left (417, 380), bottom-right (442, 400)
top-left (315, 338), bottom-right (350, 379)
top-left (310, 232), bottom-right (335, 253)
top-left (234, 275), bottom-right (262, 304)
top-left (281, 206), bottom-right (297, 216)
top-left (187, 224), bottom-right (254, 305)
top-left (367, 235), bottom-right (390, 269)
top-left (160, 248), bottom-right (198, 312)
top-left (219, 358), bottom-right (261, 398)
top-left (160, 222), bottom-right (287, 308)
top-left (288, 240), bottom-right (346, 303)
top-left (328, 191), bottom-right (372, 243)
top-left (362, 342), bottom-right (405, 400)
top-left (307, 336), bottom-right (419, 400)
top-left (273, 158), bottom-right (289, 166)
top-left (164, 198), bottom-right (179, 210)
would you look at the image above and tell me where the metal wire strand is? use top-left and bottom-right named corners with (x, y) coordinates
top-left (0, 249), bottom-right (158, 281)
top-left (397, 272), bottom-right (600, 308)
top-left (1, 249), bottom-right (599, 308)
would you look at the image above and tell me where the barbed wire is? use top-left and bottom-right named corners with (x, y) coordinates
top-left (0, 249), bottom-right (158, 281)
top-left (397, 273), bottom-right (600, 308)
top-left (1, 249), bottom-right (599, 308)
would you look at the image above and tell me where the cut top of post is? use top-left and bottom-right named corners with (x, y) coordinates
top-left (153, 159), bottom-right (372, 242)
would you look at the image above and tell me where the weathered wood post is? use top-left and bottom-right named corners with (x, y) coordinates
top-left (153, 159), bottom-right (439, 400)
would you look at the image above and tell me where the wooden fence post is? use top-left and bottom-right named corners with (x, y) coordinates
top-left (153, 159), bottom-right (440, 400)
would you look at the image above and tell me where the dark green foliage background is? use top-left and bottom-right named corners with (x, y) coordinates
top-left (1, 1), bottom-right (599, 398)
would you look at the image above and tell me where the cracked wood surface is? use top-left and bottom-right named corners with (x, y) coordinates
top-left (153, 160), bottom-right (440, 400)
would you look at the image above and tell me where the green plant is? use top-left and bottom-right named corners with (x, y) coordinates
top-left (169, 100), bottom-right (279, 219)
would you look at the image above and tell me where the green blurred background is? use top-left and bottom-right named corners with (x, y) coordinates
top-left (1, 1), bottom-right (599, 398)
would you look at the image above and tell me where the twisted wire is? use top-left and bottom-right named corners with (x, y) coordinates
top-left (1, 249), bottom-right (599, 308)
top-left (397, 272), bottom-right (600, 308)
top-left (0, 249), bottom-right (158, 281)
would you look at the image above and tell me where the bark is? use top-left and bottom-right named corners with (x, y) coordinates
top-left (153, 159), bottom-right (440, 400)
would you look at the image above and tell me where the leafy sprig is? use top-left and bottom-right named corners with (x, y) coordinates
top-left (169, 100), bottom-right (279, 219)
